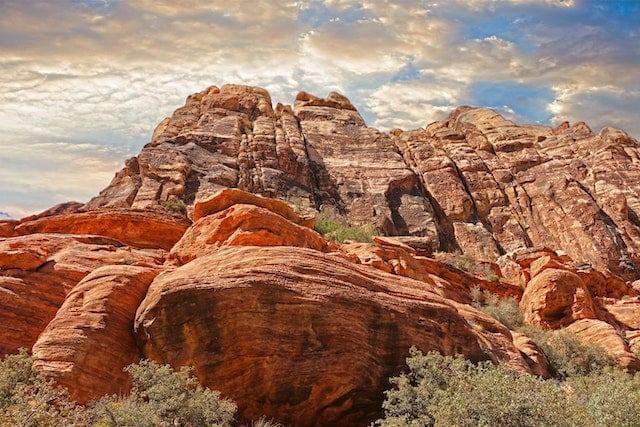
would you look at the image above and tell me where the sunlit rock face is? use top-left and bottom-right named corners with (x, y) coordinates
top-left (88, 84), bottom-right (640, 281)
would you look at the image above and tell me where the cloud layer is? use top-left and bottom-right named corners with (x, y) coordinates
top-left (1, 0), bottom-right (638, 217)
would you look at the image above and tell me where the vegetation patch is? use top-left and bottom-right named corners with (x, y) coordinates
top-left (471, 286), bottom-right (524, 330)
top-left (163, 198), bottom-right (187, 215)
top-left (314, 213), bottom-right (376, 243)
top-left (375, 347), bottom-right (639, 427)
top-left (1, 351), bottom-right (237, 426)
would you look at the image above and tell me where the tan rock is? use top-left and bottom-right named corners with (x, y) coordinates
top-left (85, 86), bottom-right (640, 281)
top-left (452, 222), bottom-right (501, 261)
top-left (296, 92), bottom-right (439, 237)
top-left (15, 209), bottom-right (190, 250)
top-left (135, 246), bottom-right (531, 426)
top-left (32, 265), bottom-right (159, 402)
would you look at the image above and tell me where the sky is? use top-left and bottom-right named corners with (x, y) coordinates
top-left (1, 0), bottom-right (639, 218)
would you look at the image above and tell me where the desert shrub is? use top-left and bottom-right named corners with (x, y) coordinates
top-left (314, 213), bottom-right (376, 243)
top-left (520, 326), bottom-right (613, 379)
top-left (447, 254), bottom-right (498, 280)
top-left (452, 253), bottom-right (477, 273)
top-left (566, 367), bottom-right (640, 427)
top-left (94, 359), bottom-right (236, 427)
top-left (471, 287), bottom-right (524, 330)
top-left (374, 347), bottom-right (570, 427)
top-left (0, 349), bottom-right (91, 426)
top-left (163, 198), bottom-right (187, 214)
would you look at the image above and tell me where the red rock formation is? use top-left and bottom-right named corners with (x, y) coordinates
top-left (135, 245), bottom-right (533, 426)
top-left (15, 209), bottom-right (190, 250)
top-left (32, 265), bottom-right (159, 402)
top-left (85, 85), bottom-right (640, 280)
top-left (170, 203), bottom-right (337, 265)
top-left (0, 234), bottom-right (163, 356)
top-left (192, 188), bottom-right (314, 226)
top-left (520, 268), bottom-right (597, 329)
top-left (0, 219), bottom-right (19, 238)
top-left (565, 319), bottom-right (640, 371)
top-left (5, 84), bottom-right (640, 424)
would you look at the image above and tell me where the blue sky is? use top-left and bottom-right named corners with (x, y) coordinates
top-left (1, 0), bottom-right (639, 217)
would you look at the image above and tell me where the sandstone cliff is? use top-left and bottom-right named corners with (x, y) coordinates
top-left (86, 84), bottom-right (640, 281)
top-left (3, 84), bottom-right (640, 425)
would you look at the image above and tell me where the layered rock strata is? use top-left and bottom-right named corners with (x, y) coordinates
top-left (86, 84), bottom-right (640, 280)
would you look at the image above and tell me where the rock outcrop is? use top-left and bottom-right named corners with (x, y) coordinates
top-left (3, 83), bottom-right (640, 425)
top-left (86, 84), bottom-right (640, 281)
top-left (15, 209), bottom-right (190, 250)
top-left (0, 234), bottom-right (163, 355)
top-left (135, 245), bottom-right (529, 426)
top-left (32, 265), bottom-right (160, 402)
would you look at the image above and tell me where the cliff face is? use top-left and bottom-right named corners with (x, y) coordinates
top-left (86, 84), bottom-right (640, 280)
top-left (3, 84), bottom-right (640, 425)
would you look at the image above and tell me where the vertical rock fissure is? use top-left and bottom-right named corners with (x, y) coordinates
top-left (294, 115), bottom-right (323, 211)
top-left (392, 137), bottom-right (458, 252)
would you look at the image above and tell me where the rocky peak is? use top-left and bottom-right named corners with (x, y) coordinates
top-left (84, 84), bottom-right (640, 281)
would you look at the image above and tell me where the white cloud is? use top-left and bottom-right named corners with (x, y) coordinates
top-left (0, 0), bottom-right (638, 216)
top-left (0, 141), bottom-right (125, 218)
top-left (368, 81), bottom-right (462, 130)
top-left (548, 84), bottom-right (640, 138)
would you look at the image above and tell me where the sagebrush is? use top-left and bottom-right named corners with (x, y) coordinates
top-left (375, 347), bottom-right (640, 427)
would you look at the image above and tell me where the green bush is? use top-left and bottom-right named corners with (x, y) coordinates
top-left (375, 347), bottom-right (635, 427)
top-left (1, 349), bottom-right (91, 426)
top-left (520, 326), bottom-right (614, 379)
top-left (163, 198), bottom-right (187, 214)
top-left (566, 367), bottom-right (640, 426)
top-left (374, 347), bottom-right (569, 427)
top-left (314, 213), bottom-right (376, 243)
top-left (471, 287), bottom-right (524, 330)
top-left (2, 352), bottom-right (236, 427)
top-left (94, 359), bottom-right (236, 427)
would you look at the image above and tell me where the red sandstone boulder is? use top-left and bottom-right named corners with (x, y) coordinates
top-left (32, 265), bottom-right (160, 402)
top-left (565, 319), bottom-right (640, 371)
top-left (0, 220), bottom-right (19, 238)
top-left (15, 209), bottom-right (190, 250)
top-left (135, 245), bottom-right (533, 426)
top-left (520, 268), bottom-right (597, 329)
top-left (0, 234), bottom-right (164, 356)
top-left (170, 203), bottom-right (337, 265)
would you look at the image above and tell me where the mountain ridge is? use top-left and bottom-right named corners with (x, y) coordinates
top-left (84, 84), bottom-right (640, 280)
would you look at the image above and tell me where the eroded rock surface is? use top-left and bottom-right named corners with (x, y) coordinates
top-left (4, 84), bottom-right (640, 425)
top-left (15, 209), bottom-right (190, 250)
top-left (135, 245), bottom-right (531, 426)
top-left (32, 265), bottom-right (160, 402)
top-left (0, 234), bottom-right (163, 355)
top-left (86, 84), bottom-right (640, 281)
